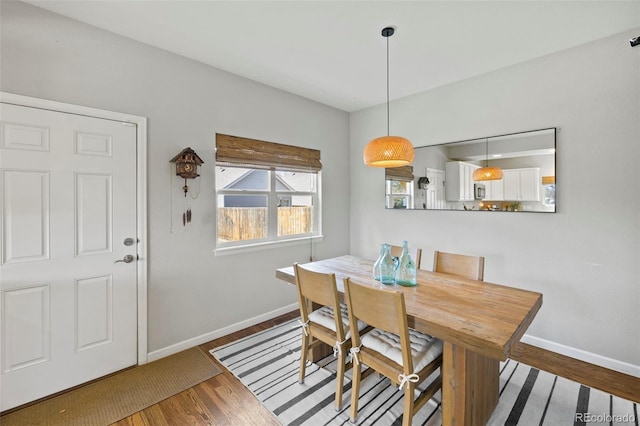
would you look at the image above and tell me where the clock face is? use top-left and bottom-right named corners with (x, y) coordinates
top-left (184, 163), bottom-right (194, 172)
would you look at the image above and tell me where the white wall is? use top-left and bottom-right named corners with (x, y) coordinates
top-left (0, 1), bottom-right (350, 356)
top-left (350, 28), bottom-right (640, 373)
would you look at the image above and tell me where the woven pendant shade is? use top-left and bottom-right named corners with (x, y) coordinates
top-left (364, 136), bottom-right (415, 168)
top-left (473, 166), bottom-right (503, 181)
top-left (473, 137), bottom-right (503, 181)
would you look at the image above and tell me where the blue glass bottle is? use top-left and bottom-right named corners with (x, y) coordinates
top-left (394, 241), bottom-right (417, 286)
top-left (373, 244), bottom-right (386, 280)
top-left (379, 244), bottom-right (396, 285)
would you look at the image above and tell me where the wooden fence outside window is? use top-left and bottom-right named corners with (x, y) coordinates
top-left (217, 206), bottom-right (312, 241)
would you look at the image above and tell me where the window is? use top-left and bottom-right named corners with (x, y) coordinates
top-left (386, 180), bottom-right (414, 209)
top-left (385, 166), bottom-right (414, 209)
top-left (215, 134), bottom-right (321, 249)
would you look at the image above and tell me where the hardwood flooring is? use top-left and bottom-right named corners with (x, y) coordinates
top-left (114, 310), bottom-right (640, 426)
top-left (510, 342), bottom-right (640, 404)
top-left (110, 310), bottom-right (638, 426)
top-left (4, 309), bottom-right (637, 425)
top-left (111, 310), bottom-right (298, 426)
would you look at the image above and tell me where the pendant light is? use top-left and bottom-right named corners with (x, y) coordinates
top-left (472, 138), bottom-right (503, 181)
top-left (363, 27), bottom-right (414, 168)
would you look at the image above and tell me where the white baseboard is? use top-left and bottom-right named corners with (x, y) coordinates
top-left (146, 303), bottom-right (299, 362)
top-left (521, 334), bottom-right (640, 378)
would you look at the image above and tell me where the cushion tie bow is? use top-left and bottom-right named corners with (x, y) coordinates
top-left (398, 373), bottom-right (419, 390)
top-left (349, 346), bottom-right (361, 365)
top-left (295, 319), bottom-right (310, 336)
top-left (333, 338), bottom-right (348, 357)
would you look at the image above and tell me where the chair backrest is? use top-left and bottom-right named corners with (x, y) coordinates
top-left (343, 278), bottom-right (413, 371)
top-left (390, 245), bottom-right (422, 269)
top-left (293, 263), bottom-right (345, 336)
top-left (432, 250), bottom-right (485, 281)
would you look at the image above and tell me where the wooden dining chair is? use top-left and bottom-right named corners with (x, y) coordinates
top-left (343, 278), bottom-right (443, 426)
top-left (390, 244), bottom-right (422, 269)
top-left (433, 250), bottom-right (485, 280)
top-left (293, 263), bottom-right (367, 410)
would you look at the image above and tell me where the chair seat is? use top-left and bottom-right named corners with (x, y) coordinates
top-left (361, 328), bottom-right (443, 372)
top-left (308, 304), bottom-right (367, 337)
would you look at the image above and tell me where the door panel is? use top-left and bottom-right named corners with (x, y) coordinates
top-left (2, 284), bottom-right (51, 372)
top-left (1, 121), bottom-right (49, 152)
top-left (2, 170), bottom-right (50, 264)
top-left (76, 275), bottom-right (113, 351)
top-left (0, 103), bottom-right (138, 410)
top-left (76, 173), bottom-right (112, 256)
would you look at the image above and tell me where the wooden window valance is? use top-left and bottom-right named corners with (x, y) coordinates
top-left (215, 133), bottom-right (321, 173)
top-left (385, 166), bottom-right (414, 182)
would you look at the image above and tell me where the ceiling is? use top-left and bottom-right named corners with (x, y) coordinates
top-left (24, 1), bottom-right (640, 112)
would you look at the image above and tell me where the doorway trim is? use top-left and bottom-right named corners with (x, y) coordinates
top-left (1, 91), bottom-right (149, 364)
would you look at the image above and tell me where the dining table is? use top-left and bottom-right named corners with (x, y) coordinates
top-left (276, 255), bottom-right (543, 426)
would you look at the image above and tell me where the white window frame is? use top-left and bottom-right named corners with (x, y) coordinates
top-left (385, 179), bottom-right (414, 209)
top-left (214, 167), bottom-right (323, 255)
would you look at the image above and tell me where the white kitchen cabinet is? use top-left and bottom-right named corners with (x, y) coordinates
top-left (502, 168), bottom-right (540, 201)
top-left (483, 179), bottom-right (504, 201)
top-left (445, 161), bottom-right (479, 201)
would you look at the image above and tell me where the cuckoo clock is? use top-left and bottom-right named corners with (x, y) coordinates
top-left (170, 147), bottom-right (204, 195)
top-left (170, 147), bottom-right (204, 226)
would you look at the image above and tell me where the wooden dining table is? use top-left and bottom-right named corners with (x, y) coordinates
top-left (276, 255), bottom-right (543, 426)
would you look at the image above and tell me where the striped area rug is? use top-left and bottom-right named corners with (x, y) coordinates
top-left (210, 319), bottom-right (638, 425)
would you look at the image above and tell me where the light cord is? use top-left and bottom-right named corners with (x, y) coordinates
top-left (386, 33), bottom-right (390, 136)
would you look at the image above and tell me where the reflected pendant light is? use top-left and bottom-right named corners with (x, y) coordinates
top-left (363, 27), bottom-right (414, 168)
top-left (473, 138), bottom-right (503, 181)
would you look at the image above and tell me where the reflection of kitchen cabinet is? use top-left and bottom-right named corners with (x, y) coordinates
top-left (445, 161), bottom-right (479, 201)
top-left (502, 168), bottom-right (540, 201)
top-left (484, 179), bottom-right (504, 201)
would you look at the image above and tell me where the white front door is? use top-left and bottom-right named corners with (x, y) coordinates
top-left (0, 103), bottom-right (138, 410)
top-left (425, 168), bottom-right (446, 210)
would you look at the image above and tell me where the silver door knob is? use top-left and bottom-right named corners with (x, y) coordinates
top-left (115, 254), bottom-right (135, 263)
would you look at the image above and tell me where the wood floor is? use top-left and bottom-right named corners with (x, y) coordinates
top-left (111, 310), bottom-right (298, 426)
top-left (108, 311), bottom-right (638, 426)
top-left (4, 309), bottom-right (637, 425)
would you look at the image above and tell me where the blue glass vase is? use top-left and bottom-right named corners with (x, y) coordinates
top-left (394, 240), bottom-right (417, 286)
top-left (379, 244), bottom-right (396, 285)
top-left (373, 243), bottom-right (386, 280)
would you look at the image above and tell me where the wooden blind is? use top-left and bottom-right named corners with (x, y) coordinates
top-left (216, 133), bottom-right (321, 172)
top-left (385, 166), bottom-right (414, 182)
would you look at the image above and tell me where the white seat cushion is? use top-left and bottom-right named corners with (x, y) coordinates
top-left (308, 304), bottom-right (367, 338)
top-left (361, 328), bottom-right (443, 372)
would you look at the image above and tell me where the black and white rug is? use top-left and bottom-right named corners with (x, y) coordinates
top-left (210, 319), bottom-right (638, 425)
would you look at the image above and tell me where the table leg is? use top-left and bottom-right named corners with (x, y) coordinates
top-left (442, 341), bottom-right (499, 426)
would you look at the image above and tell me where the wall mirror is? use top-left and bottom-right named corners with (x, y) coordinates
top-left (385, 128), bottom-right (556, 212)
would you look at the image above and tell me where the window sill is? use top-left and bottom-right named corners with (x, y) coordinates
top-left (214, 235), bottom-right (324, 257)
